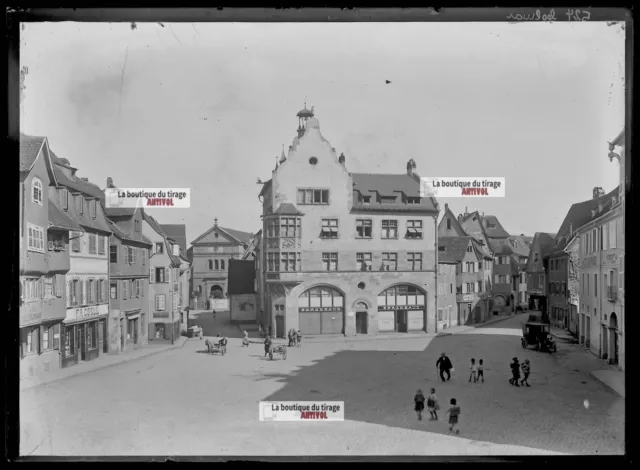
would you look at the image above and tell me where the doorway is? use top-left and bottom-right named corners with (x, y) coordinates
top-left (356, 311), bottom-right (368, 334)
top-left (396, 310), bottom-right (408, 333)
top-left (601, 325), bottom-right (608, 359)
top-left (77, 324), bottom-right (86, 361)
top-left (275, 315), bottom-right (285, 339)
top-left (585, 316), bottom-right (591, 349)
top-left (120, 318), bottom-right (125, 351)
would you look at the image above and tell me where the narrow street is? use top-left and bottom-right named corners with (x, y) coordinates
top-left (20, 313), bottom-right (624, 456)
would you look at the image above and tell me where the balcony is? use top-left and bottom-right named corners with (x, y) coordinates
top-left (607, 286), bottom-right (618, 302)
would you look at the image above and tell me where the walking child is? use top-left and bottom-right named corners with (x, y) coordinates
top-left (242, 329), bottom-right (250, 347)
top-left (296, 329), bottom-right (302, 348)
top-left (414, 389), bottom-right (426, 421)
top-left (509, 357), bottom-right (521, 387)
top-left (446, 398), bottom-right (461, 434)
top-left (478, 359), bottom-right (485, 383)
top-left (427, 388), bottom-right (439, 420)
top-left (469, 358), bottom-right (478, 383)
top-left (520, 359), bottom-right (531, 387)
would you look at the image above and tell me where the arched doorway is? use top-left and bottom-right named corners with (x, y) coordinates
top-left (298, 286), bottom-right (344, 335)
top-left (493, 295), bottom-right (506, 316)
top-left (377, 284), bottom-right (426, 333)
top-left (609, 313), bottom-right (619, 365)
top-left (355, 302), bottom-right (368, 335)
top-left (210, 285), bottom-right (224, 299)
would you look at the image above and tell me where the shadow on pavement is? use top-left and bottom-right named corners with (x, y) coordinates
top-left (259, 327), bottom-right (624, 455)
top-left (188, 310), bottom-right (243, 339)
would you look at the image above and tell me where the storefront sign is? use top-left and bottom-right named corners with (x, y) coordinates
top-left (528, 289), bottom-right (543, 296)
top-left (299, 307), bottom-right (342, 312)
top-left (462, 295), bottom-right (474, 302)
top-left (378, 305), bottom-right (424, 311)
top-left (64, 304), bottom-right (108, 323)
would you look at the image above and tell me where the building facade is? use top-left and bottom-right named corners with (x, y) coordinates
top-left (51, 153), bottom-right (112, 369)
top-left (545, 247), bottom-right (569, 330)
top-left (437, 262), bottom-right (457, 330)
top-left (525, 232), bottom-right (556, 318)
top-left (575, 189), bottom-right (623, 368)
top-left (142, 212), bottom-right (182, 342)
top-left (190, 218), bottom-right (253, 310)
top-left (160, 224), bottom-right (191, 330)
top-left (19, 135), bottom-right (78, 378)
top-left (257, 108), bottom-right (439, 337)
top-left (564, 236), bottom-right (581, 336)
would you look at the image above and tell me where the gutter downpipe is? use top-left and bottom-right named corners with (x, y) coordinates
top-left (434, 213), bottom-right (438, 334)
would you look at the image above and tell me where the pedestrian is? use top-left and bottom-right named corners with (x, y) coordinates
top-left (414, 389), bottom-right (426, 421)
top-left (446, 398), bottom-right (461, 434)
top-left (212, 309), bottom-right (216, 320)
top-left (296, 329), bottom-right (302, 348)
top-left (469, 358), bottom-right (478, 383)
top-left (509, 357), bottom-right (521, 387)
top-left (436, 352), bottom-right (454, 382)
top-left (242, 329), bottom-right (250, 347)
top-left (520, 359), bottom-right (531, 387)
top-left (427, 388), bottom-right (439, 420)
top-left (478, 359), bottom-right (485, 383)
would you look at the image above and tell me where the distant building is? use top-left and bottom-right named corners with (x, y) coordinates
top-left (228, 258), bottom-right (257, 323)
top-left (525, 232), bottom-right (556, 319)
top-left (257, 107), bottom-right (439, 338)
top-left (190, 218), bottom-right (253, 310)
top-left (161, 224), bottom-right (191, 331)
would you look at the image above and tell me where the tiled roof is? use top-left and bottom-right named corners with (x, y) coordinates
top-left (50, 154), bottom-right (104, 200)
top-left (20, 135), bottom-right (46, 172)
top-left (48, 201), bottom-right (83, 232)
top-left (351, 173), bottom-right (438, 213)
top-left (438, 236), bottom-right (471, 263)
top-left (509, 257), bottom-right (520, 275)
top-left (259, 179), bottom-right (272, 198)
top-left (49, 149), bottom-right (76, 169)
top-left (555, 187), bottom-right (619, 240)
top-left (526, 232), bottom-right (556, 272)
top-left (438, 206), bottom-right (468, 236)
top-left (160, 224), bottom-right (187, 253)
top-left (219, 227), bottom-right (254, 246)
top-left (108, 220), bottom-right (152, 245)
top-left (272, 203), bottom-right (305, 216)
top-left (480, 215), bottom-right (510, 238)
top-left (490, 238), bottom-right (513, 255)
top-left (142, 212), bottom-right (167, 238)
top-left (228, 259), bottom-right (256, 295)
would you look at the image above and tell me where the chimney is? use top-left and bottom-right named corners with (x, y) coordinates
top-left (338, 153), bottom-right (346, 166)
top-left (214, 217), bottom-right (218, 227)
top-left (593, 187), bottom-right (604, 199)
top-left (106, 177), bottom-right (113, 188)
top-left (81, 177), bottom-right (89, 182)
top-left (444, 203), bottom-right (449, 212)
top-left (406, 159), bottom-right (416, 176)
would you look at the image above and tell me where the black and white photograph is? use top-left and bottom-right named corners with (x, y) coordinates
top-left (12, 8), bottom-right (628, 459)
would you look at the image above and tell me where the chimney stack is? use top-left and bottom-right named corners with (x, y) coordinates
top-left (338, 153), bottom-right (346, 167)
top-left (444, 203), bottom-right (449, 212)
top-left (406, 159), bottom-right (416, 176)
top-left (593, 187), bottom-right (605, 199)
top-left (214, 217), bottom-right (218, 227)
top-left (106, 177), bottom-right (113, 188)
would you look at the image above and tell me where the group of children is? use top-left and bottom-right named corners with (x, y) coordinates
top-left (413, 388), bottom-right (461, 434)
top-left (468, 358), bottom-right (485, 383)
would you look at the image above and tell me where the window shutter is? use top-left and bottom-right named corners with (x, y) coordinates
top-left (53, 323), bottom-right (60, 350)
top-left (150, 267), bottom-right (155, 283)
top-left (494, 275), bottom-right (499, 284)
top-left (81, 280), bottom-right (86, 305)
top-left (506, 275), bottom-right (511, 283)
top-left (165, 267), bottom-right (170, 283)
top-left (462, 283), bottom-right (467, 294)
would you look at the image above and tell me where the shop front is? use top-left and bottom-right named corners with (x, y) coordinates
top-left (377, 285), bottom-right (426, 333)
top-left (61, 304), bottom-right (108, 368)
top-left (297, 286), bottom-right (344, 335)
top-left (125, 309), bottom-right (141, 350)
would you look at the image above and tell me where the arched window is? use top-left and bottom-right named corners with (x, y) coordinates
top-left (221, 260), bottom-right (225, 270)
top-left (215, 260), bottom-right (219, 270)
top-left (32, 178), bottom-right (43, 205)
top-left (378, 285), bottom-right (425, 307)
top-left (299, 286), bottom-right (344, 308)
top-left (208, 260), bottom-right (213, 270)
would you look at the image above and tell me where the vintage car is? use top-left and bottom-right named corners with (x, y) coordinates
top-left (521, 321), bottom-right (557, 353)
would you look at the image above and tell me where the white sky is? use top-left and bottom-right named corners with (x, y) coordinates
top-left (20, 21), bottom-right (625, 243)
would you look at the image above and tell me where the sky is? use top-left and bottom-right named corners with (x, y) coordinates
top-left (20, 21), bottom-right (625, 244)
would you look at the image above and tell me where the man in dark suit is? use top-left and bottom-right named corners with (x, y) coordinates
top-left (436, 352), bottom-right (453, 382)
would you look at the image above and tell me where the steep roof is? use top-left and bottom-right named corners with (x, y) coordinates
top-left (108, 219), bottom-right (152, 246)
top-left (50, 151), bottom-right (104, 200)
top-left (219, 227), bottom-right (254, 246)
top-left (160, 224), bottom-right (187, 253)
top-left (526, 232), bottom-right (556, 272)
top-left (555, 186), bottom-right (619, 241)
top-left (142, 211), bottom-right (167, 238)
top-left (19, 135), bottom-right (46, 172)
top-left (272, 203), bottom-right (305, 216)
top-left (438, 236), bottom-right (473, 263)
top-left (48, 201), bottom-right (84, 232)
top-left (351, 173), bottom-right (438, 213)
top-left (438, 205), bottom-right (468, 237)
top-left (490, 238), bottom-right (513, 255)
top-left (259, 179), bottom-right (272, 198)
top-left (479, 215), bottom-right (510, 238)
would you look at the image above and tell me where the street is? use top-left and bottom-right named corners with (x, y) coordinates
top-left (20, 313), bottom-right (624, 456)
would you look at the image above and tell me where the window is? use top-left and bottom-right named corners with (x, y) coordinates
top-left (129, 246), bottom-right (136, 264)
top-left (321, 219), bottom-right (339, 239)
top-left (136, 279), bottom-right (141, 297)
top-left (91, 200), bottom-right (97, 219)
top-left (357, 252), bottom-right (372, 271)
top-left (42, 325), bottom-right (50, 350)
top-left (297, 188), bottom-right (329, 205)
top-left (380, 195), bottom-right (397, 204)
top-left (477, 281), bottom-right (483, 293)
top-left (281, 252), bottom-right (300, 272)
top-left (356, 219), bottom-right (372, 238)
top-left (208, 260), bottom-right (213, 270)
top-left (60, 188), bottom-right (69, 210)
top-left (381, 220), bottom-right (398, 239)
top-left (538, 275), bottom-right (543, 288)
top-left (221, 260), bottom-right (225, 271)
top-left (267, 219), bottom-right (279, 238)
top-left (109, 246), bottom-right (118, 263)
top-left (72, 280), bottom-right (79, 306)
top-left (447, 219), bottom-right (452, 230)
top-left (406, 220), bottom-right (423, 239)
top-left (155, 267), bottom-right (165, 283)
top-left (155, 294), bottom-right (166, 311)
top-left (322, 253), bottom-right (338, 271)
top-left (382, 253), bottom-right (397, 271)
top-left (267, 253), bottom-right (280, 272)
top-left (98, 235), bottom-right (105, 255)
top-left (465, 262), bottom-right (476, 273)
top-left (142, 249), bottom-right (146, 266)
top-left (71, 232), bottom-right (81, 252)
top-left (361, 195), bottom-right (371, 204)
top-left (408, 252), bottom-right (422, 271)
top-left (280, 217), bottom-right (300, 237)
top-left (44, 276), bottom-right (54, 298)
top-left (587, 274), bottom-right (590, 296)
top-left (498, 275), bottom-right (507, 284)
top-left (32, 178), bottom-right (43, 205)
top-left (594, 274), bottom-right (598, 297)
top-left (534, 252), bottom-right (539, 263)
top-left (109, 281), bottom-right (117, 300)
top-left (466, 245), bottom-right (473, 253)
top-left (88, 322), bottom-right (97, 350)
top-left (27, 224), bottom-right (45, 253)
top-left (88, 279), bottom-right (94, 304)
top-left (214, 259), bottom-right (219, 270)
top-left (155, 242), bottom-right (164, 254)
top-left (407, 197), bottom-right (421, 204)
top-left (438, 308), bottom-right (444, 321)
top-left (76, 195), bottom-right (84, 215)
top-left (89, 233), bottom-right (97, 254)
top-left (23, 327), bottom-right (38, 355)
top-left (122, 280), bottom-right (129, 300)
top-left (135, 219), bottom-right (141, 232)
